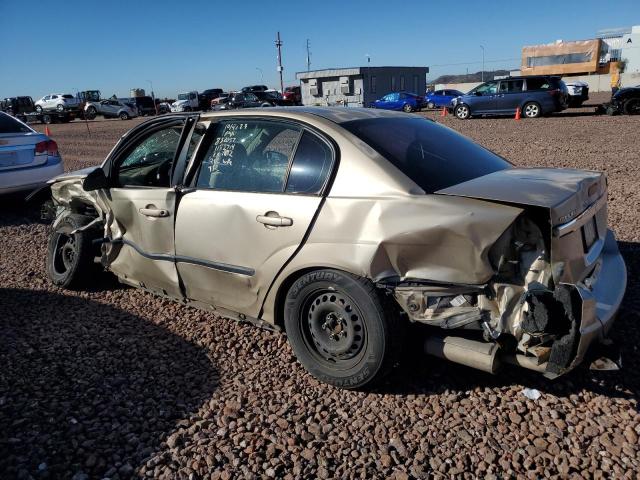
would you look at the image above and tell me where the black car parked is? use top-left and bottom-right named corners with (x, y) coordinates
top-left (604, 86), bottom-right (640, 115)
top-left (252, 91), bottom-right (293, 107)
top-left (0, 96), bottom-right (35, 120)
top-left (129, 96), bottom-right (156, 116)
top-left (199, 88), bottom-right (224, 110)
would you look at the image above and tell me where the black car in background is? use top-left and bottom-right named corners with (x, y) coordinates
top-left (0, 96), bottom-right (35, 120)
top-left (199, 88), bottom-right (224, 110)
top-left (252, 91), bottom-right (293, 106)
top-left (606, 86), bottom-right (640, 115)
top-left (212, 92), bottom-right (262, 110)
top-left (129, 96), bottom-right (156, 116)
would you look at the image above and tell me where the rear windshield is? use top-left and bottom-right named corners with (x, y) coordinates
top-left (341, 117), bottom-right (511, 192)
top-left (0, 113), bottom-right (31, 134)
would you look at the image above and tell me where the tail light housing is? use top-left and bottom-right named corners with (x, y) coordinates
top-left (547, 89), bottom-right (561, 96)
top-left (35, 139), bottom-right (59, 156)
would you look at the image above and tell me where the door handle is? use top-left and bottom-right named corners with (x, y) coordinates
top-left (256, 211), bottom-right (293, 227)
top-left (139, 207), bottom-right (170, 218)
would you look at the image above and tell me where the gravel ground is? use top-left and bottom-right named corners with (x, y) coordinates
top-left (1, 95), bottom-right (639, 479)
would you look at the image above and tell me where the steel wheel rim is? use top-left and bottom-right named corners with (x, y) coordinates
top-left (525, 104), bottom-right (538, 117)
top-left (301, 289), bottom-right (367, 368)
top-left (53, 232), bottom-right (76, 275)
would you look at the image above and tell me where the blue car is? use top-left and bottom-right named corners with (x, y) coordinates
top-left (425, 89), bottom-right (464, 109)
top-left (451, 75), bottom-right (568, 119)
top-left (370, 92), bottom-right (425, 112)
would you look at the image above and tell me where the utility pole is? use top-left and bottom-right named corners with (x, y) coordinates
top-left (306, 39), bottom-right (311, 72)
top-left (275, 31), bottom-right (284, 94)
top-left (480, 45), bottom-right (485, 82)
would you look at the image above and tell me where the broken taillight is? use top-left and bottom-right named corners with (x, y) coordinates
top-left (35, 140), bottom-right (59, 156)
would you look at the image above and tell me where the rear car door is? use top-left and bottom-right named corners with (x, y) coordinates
top-left (174, 118), bottom-right (335, 317)
top-left (104, 116), bottom-right (198, 297)
top-left (496, 79), bottom-right (524, 113)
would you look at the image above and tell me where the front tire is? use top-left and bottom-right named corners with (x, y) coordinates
top-left (284, 269), bottom-right (404, 389)
top-left (523, 102), bottom-right (541, 118)
top-left (85, 107), bottom-right (97, 120)
top-left (46, 214), bottom-right (99, 289)
top-left (35, 105), bottom-right (43, 113)
top-left (119, 111), bottom-right (129, 120)
top-left (427, 101), bottom-right (435, 109)
top-left (454, 104), bottom-right (470, 119)
top-left (56, 104), bottom-right (64, 112)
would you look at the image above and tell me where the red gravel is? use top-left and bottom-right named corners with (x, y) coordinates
top-left (2, 97), bottom-right (639, 478)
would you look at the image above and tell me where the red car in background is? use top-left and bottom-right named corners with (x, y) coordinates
top-left (283, 86), bottom-right (302, 105)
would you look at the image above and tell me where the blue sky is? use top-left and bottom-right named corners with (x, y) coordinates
top-left (1, 0), bottom-right (638, 99)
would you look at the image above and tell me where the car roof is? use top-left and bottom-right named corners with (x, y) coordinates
top-left (199, 106), bottom-right (412, 124)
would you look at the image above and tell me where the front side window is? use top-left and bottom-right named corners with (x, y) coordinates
top-left (474, 82), bottom-right (498, 95)
top-left (196, 120), bottom-right (301, 193)
top-left (286, 131), bottom-right (333, 195)
top-left (115, 124), bottom-right (184, 187)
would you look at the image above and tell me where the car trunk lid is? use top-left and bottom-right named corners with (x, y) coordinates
top-left (0, 132), bottom-right (49, 170)
top-left (436, 168), bottom-right (607, 284)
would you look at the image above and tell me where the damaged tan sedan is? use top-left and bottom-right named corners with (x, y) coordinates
top-left (38, 108), bottom-right (627, 388)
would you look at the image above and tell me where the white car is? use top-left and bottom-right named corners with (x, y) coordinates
top-left (84, 99), bottom-right (137, 120)
top-left (0, 112), bottom-right (64, 194)
top-left (170, 91), bottom-right (199, 112)
top-left (564, 81), bottom-right (589, 108)
top-left (35, 94), bottom-right (80, 113)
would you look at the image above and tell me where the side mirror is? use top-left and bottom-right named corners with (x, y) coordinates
top-left (82, 168), bottom-right (109, 191)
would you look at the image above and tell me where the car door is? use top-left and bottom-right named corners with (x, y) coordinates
top-left (174, 117), bottom-right (335, 317)
top-left (104, 115), bottom-right (199, 298)
top-left (468, 81), bottom-right (498, 114)
top-left (496, 79), bottom-right (524, 113)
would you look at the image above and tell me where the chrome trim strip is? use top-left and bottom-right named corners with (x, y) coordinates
top-left (553, 193), bottom-right (607, 237)
top-left (118, 238), bottom-right (255, 276)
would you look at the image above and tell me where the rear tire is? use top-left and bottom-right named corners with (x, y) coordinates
top-left (284, 269), bottom-right (404, 389)
top-left (85, 107), bottom-right (97, 120)
top-left (56, 104), bottom-right (64, 112)
top-left (523, 101), bottom-right (541, 118)
top-left (427, 101), bottom-right (435, 109)
top-left (623, 98), bottom-right (640, 115)
top-left (46, 214), bottom-right (99, 290)
top-left (42, 114), bottom-right (53, 124)
top-left (35, 105), bottom-right (43, 113)
top-left (402, 103), bottom-right (413, 113)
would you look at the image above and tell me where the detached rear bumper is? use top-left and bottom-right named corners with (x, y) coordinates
top-left (567, 229), bottom-right (626, 371)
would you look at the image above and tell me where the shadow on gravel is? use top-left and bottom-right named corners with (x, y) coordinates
top-left (376, 241), bottom-right (640, 409)
top-left (0, 193), bottom-right (46, 227)
top-left (0, 288), bottom-right (218, 479)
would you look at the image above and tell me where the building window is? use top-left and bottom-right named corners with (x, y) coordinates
top-left (391, 76), bottom-right (396, 92)
top-left (413, 75), bottom-right (419, 94)
top-left (400, 75), bottom-right (405, 91)
top-left (370, 76), bottom-right (376, 94)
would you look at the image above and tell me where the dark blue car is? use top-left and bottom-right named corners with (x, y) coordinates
top-left (425, 89), bottom-right (464, 109)
top-left (370, 92), bottom-right (426, 112)
top-left (451, 76), bottom-right (568, 119)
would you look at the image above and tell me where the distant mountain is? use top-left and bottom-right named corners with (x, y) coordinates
top-left (430, 70), bottom-right (512, 85)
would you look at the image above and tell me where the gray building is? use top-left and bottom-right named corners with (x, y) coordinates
top-left (296, 66), bottom-right (429, 107)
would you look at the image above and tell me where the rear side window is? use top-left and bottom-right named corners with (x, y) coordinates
top-left (286, 131), bottom-right (333, 194)
top-left (62, 94), bottom-right (74, 99)
top-left (341, 117), bottom-right (511, 193)
top-left (526, 78), bottom-right (551, 91)
top-left (0, 113), bottom-right (31, 134)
